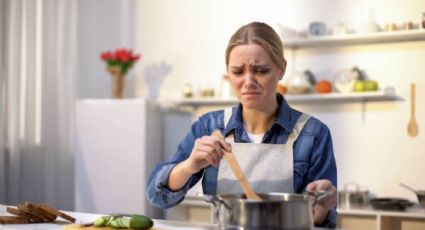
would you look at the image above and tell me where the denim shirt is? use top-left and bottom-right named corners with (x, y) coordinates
top-left (146, 94), bottom-right (337, 227)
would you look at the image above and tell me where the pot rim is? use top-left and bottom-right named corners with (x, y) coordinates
top-left (216, 192), bottom-right (314, 203)
top-left (338, 190), bottom-right (369, 194)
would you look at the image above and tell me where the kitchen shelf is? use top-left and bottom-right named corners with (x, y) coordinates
top-left (163, 88), bottom-right (399, 108)
top-left (284, 29), bottom-right (425, 49)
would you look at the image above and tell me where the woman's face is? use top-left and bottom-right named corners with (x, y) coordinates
top-left (227, 43), bottom-right (284, 111)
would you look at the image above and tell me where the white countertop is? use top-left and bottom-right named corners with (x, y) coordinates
top-left (0, 204), bottom-right (337, 229)
top-left (0, 205), bottom-right (214, 230)
top-left (338, 204), bottom-right (425, 218)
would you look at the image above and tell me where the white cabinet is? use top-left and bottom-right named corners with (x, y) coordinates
top-left (338, 206), bottom-right (425, 230)
top-left (75, 99), bottom-right (162, 218)
top-left (165, 199), bottom-right (425, 230)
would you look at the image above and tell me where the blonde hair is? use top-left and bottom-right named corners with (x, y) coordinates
top-left (225, 22), bottom-right (286, 69)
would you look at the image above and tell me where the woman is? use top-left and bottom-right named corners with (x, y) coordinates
top-left (146, 22), bottom-right (337, 227)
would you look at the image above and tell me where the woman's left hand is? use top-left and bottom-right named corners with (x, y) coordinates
top-left (306, 179), bottom-right (337, 225)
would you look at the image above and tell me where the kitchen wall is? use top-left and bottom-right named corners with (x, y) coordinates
top-left (76, 0), bottom-right (136, 99)
top-left (136, 0), bottom-right (425, 200)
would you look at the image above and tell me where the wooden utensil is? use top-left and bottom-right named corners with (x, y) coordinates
top-left (212, 130), bottom-right (262, 201)
top-left (407, 83), bottom-right (419, 137)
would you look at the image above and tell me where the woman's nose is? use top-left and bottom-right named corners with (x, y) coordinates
top-left (244, 71), bottom-right (257, 86)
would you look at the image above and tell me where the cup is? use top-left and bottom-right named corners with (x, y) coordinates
top-left (309, 22), bottom-right (327, 36)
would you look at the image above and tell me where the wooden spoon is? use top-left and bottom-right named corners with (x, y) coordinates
top-left (212, 130), bottom-right (262, 201)
top-left (407, 83), bottom-right (419, 137)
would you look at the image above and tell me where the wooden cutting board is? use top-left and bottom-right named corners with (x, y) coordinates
top-left (64, 224), bottom-right (160, 230)
top-left (63, 219), bottom-right (215, 230)
top-left (64, 225), bottom-right (117, 230)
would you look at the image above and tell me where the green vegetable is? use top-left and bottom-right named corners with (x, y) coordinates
top-left (93, 214), bottom-right (153, 229)
top-left (118, 217), bottom-right (130, 228)
top-left (130, 215), bottom-right (154, 229)
top-left (106, 216), bottom-right (118, 227)
top-left (109, 219), bottom-right (122, 228)
top-left (94, 216), bottom-right (111, 227)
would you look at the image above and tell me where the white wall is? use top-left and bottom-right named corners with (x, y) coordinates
top-left (76, 0), bottom-right (136, 99)
top-left (136, 0), bottom-right (425, 200)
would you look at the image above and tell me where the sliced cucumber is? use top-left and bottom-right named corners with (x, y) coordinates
top-left (115, 217), bottom-right (130, 228)
top-left (94, 216), bottom-right (110, 227)
top-left (109, 219), bottom-right (121, 228)
top-left (108, 216), bottom-right (117, 226)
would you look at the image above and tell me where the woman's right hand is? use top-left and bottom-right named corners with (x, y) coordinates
top-left (184, 134), bottom-right (232, 174)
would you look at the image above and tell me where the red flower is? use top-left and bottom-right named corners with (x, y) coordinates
top-left (100, 51), bottom-right (112, 60)
top-left (101, 48), bottom-right (141, 75)
top-left (131, 54), bottom-right (141, 61)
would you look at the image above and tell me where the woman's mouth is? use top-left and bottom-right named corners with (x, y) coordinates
top-left (242, 92), bottom-right (261, 99)
top-left (242, 91), bottom-right (260, 96)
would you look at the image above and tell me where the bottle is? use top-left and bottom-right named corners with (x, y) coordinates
top-left (182, 83), bottom-right (193, 98)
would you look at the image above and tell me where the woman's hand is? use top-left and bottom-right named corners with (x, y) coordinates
top-left (184, 134), bottom-right (232, 174)
top-left (306, 179), bottom-right (337, 225)
top-left (168, 134), bottom-right (231, 191)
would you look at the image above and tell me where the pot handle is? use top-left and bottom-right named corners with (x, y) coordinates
top-left (311, 189), bottom-right (334, 203)
top-left (202, 194), bottom-right (231, 225)
top-left (308, 189), bottom-right (334, 217)
top-left (344, 182), bottom-right (360, 192)
top-left (202, 194), bottom-right (231, 210)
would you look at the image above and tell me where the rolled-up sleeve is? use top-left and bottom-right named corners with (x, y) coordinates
top-left (146, 118), bottom-right (206, 209)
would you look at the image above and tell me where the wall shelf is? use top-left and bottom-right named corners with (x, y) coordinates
top-left (284, 29), bottom-right (425, 49)
top-left (163, 88), bottom-right (399, 108)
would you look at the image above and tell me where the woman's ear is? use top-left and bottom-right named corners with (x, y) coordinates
top-left (279, 60), bottom-right (287, 80)
top-left (223, 74), bottom-right (229, 81)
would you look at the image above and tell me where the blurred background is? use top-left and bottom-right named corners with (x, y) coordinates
top-left (1, 0), bottom-right (425, 229)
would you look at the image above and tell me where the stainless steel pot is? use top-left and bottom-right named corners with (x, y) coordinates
top-left (338, 182), bottom-right (369, 209)
top-left (205, 192), bottom-right (329, 230)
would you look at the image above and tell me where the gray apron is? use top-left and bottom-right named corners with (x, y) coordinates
top-left (217, 108), bottom-right (310, 194)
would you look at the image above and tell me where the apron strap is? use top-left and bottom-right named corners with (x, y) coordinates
top-left (224, 107), bottom-right (235, 143)
top-left (286, 113), bottom-right (311, 145)
top-left (224, 107), bottom-right (233, 128)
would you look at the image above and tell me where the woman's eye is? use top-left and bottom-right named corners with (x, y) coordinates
top-left (256, 68), bottom-right (270, 74)
top-left (231, 69), bottom-right (243, 75)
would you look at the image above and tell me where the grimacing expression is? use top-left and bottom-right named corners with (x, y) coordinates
top-left (227, 43), bottom-right (284, 110)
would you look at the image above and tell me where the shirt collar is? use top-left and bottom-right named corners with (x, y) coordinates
top-left (274, 93), bottom-right (297, 132)
top-left (223, 93), bottom-right (297, 136)
top-left (223, 105), bottom-right (243, 137)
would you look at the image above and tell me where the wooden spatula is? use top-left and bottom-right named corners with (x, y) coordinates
top-left (212, 130), bottom-right (262, 201)
top-left (407, 83), bottom-right (419, 137)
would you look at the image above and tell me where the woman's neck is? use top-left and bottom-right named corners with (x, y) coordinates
top-left (242, 102), bottom-right (279, 134)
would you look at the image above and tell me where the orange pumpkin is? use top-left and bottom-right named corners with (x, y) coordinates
top-left (315, 80), bottom-right (332, 94)
top-left (276, 84), bottom-right (287, 95)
